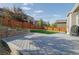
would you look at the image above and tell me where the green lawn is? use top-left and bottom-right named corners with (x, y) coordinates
top-left (30, 29), bottom-right (58, 34)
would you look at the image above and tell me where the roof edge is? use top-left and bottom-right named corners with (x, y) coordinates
top-left (67, 3), bottom-right (79, 17)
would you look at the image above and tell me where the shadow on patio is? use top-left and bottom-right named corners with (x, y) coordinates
top-left (16, 35), bottom-right (79, 55)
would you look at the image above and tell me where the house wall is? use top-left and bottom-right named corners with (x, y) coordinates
top-left (67, 12), bottom-right (78, 34)
top-left (67, 13), bottom-right (72, 34)
top-left (71, 12), bottom-right (77, 26)
top-left (56, 23), bottom-right (66, 28)
top-left (76, 11), bottom-right (79, 26)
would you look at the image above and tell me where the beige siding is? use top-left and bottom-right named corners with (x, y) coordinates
top-left (67, 12), bottom-right (78, 34)
top-left (57, 23), bottom-right (66, 28)
top-left (67, 4), bottom-right (79, 34)
top-left (71, 12), bottom-right (77, 26)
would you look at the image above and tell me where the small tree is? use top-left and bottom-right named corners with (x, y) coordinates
top-left (37, 18), bottom-right (44, 27)
top-left (2, 8), bottom-right (13, 19)
top-left (13, 7), bottom-right (24, 21)
top-left (52, 23), bottom-right (57, 27)
top-left (47, 22), bottom-right (50, 27)
top-left (1, 8), bottom-right (13, 27)
top-left (71, 25), bottom-right (79, 36)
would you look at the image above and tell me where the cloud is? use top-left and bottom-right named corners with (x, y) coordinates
top-left (34, 10), bottom-right (44, 13)
top-left (21, 7), bottom-right (31, 10)
top-left (0, 3), bottom-right (14, 8)
top-left (21, 3), bottom-right (34, 11)
top-left (23, 3), bottom-right (34, 6)
top-left (23, 3), bottom-right (28, 6)
top-left (53, 14), bottom-right (62, 17)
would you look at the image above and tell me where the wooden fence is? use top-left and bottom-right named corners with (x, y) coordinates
top-left (2, 18), bottom-right (43, 29)
top-left (44, 26), bottom-right (66, 32)
top-left (0, 18), bottom-right (67, 38)
top-left (1, 19), bottom-right (66, 32)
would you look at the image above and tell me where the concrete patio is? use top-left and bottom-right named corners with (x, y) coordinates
top-left (2, 33), bottom-right (79, 55)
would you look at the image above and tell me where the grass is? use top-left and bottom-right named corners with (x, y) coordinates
top-left (30, 29), bottom-right (58, 34)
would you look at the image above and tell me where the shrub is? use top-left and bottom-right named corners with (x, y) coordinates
top-left (30, 29), bottom-right (57, 34)
top-left (71, 25), bottom-right (79, 36)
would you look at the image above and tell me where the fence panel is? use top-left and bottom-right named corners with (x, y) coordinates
top-left (44, 26), bottom-right (66, 32)
top-left (1, 19), bottom-right (66, 32)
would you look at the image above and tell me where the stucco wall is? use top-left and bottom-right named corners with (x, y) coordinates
top-left (67, 12), bottom-right (78, 34)
top-left (71, 12), bottom-right (77, 26)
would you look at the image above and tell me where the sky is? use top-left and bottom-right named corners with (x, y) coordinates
top-left (0, 3), bottom-right (75, 23)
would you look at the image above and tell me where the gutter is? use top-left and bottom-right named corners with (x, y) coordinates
top-left (67, 3), bottom-right (79, 17)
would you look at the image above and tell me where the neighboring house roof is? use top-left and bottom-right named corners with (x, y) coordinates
top-left (55, 20), bottom-right (66, 24)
